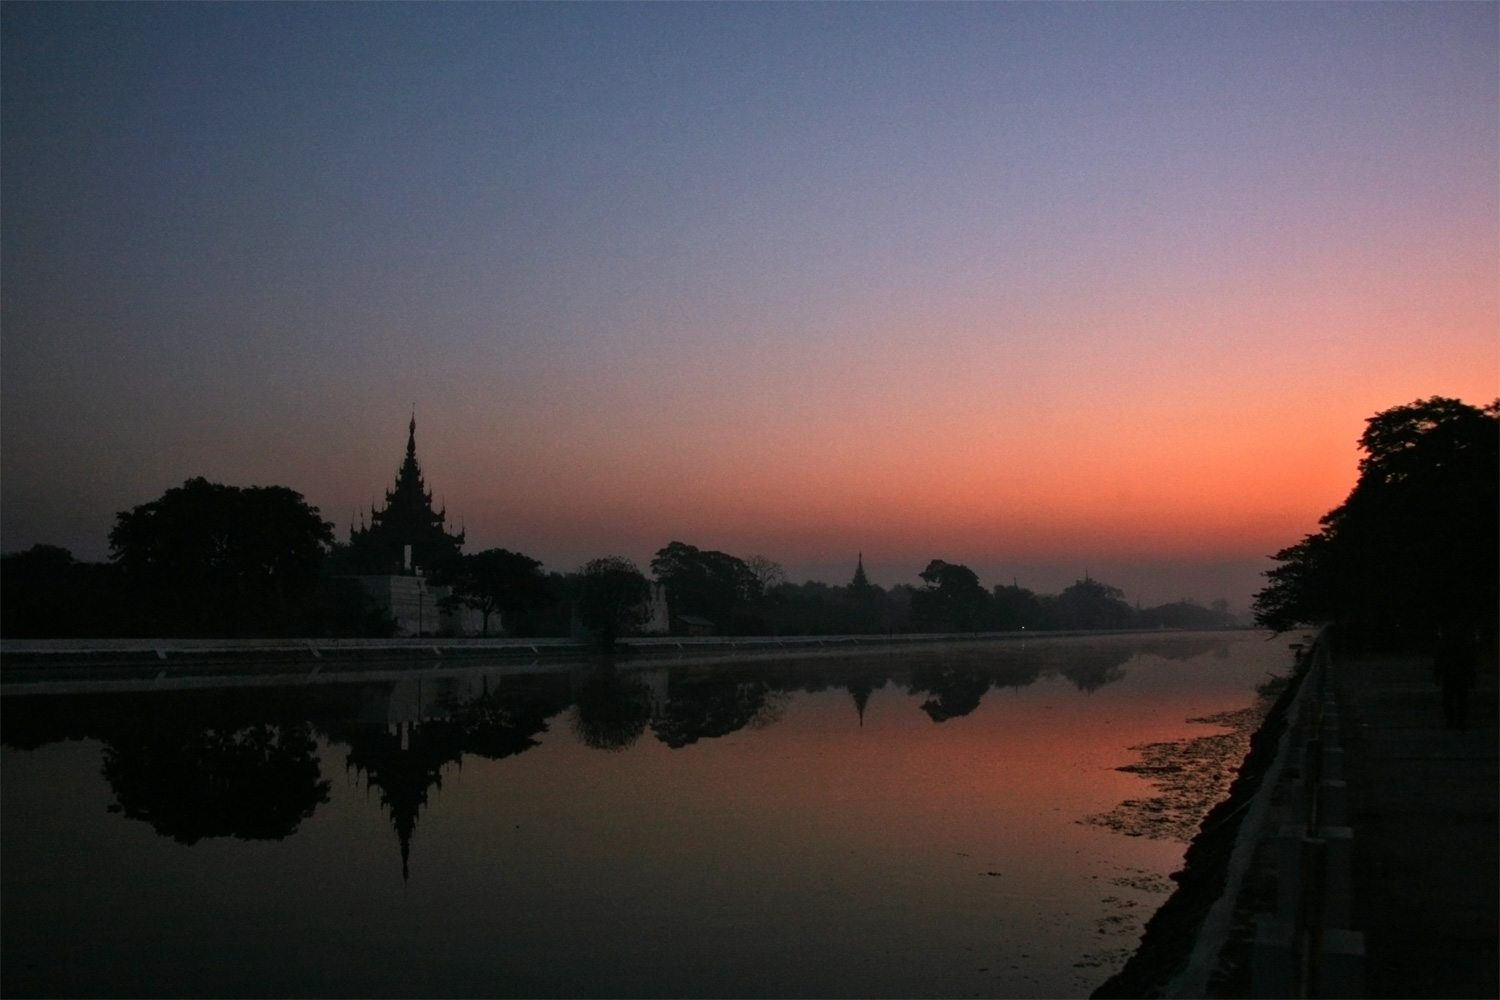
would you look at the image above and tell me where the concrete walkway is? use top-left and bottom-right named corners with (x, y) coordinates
top-left (1334, 652), bottom-right (1498, 998)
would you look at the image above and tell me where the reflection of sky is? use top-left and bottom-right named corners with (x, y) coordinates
top-left (3, 5), bottom-right (1495, 605)
top-left (1, 632), bottom-right (1293, 997)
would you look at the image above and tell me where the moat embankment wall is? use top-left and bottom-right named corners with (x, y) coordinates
top-left (1093, 626), bottom-right (1327, 998)
top-left (0, 628), bottom-right (1241, 695)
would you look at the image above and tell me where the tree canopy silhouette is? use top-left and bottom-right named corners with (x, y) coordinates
top-left (651, 541), bottom-right (758, 633)
top-left (650, 674), bottom-right (778, 748)
top-left (442, 548), bottom-right (549, 636)
top-left (1254, 397), bottom-right (1499, 642)
top-left (1054, 578), bottom-right (1135, 630)
top-left (910, 559), bottom-right (989, 631)
top-left (575, 556), bottom-right (651, 650)
top-left (109, 478), bottom-right (334, 636)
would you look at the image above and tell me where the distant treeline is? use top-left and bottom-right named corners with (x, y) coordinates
top-left (1, 541), bottom-right (1232, 641)
top-left (3, 481), bottom-right (1235, 640)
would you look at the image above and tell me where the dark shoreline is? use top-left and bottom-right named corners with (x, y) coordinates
top-left (1089, 643), bottom-right (1309, 998)
top-left (0, 627), bottom-right (1247, 693)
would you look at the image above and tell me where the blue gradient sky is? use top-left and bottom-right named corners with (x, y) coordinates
top-left (3, 3), bottom-right (1495, 607)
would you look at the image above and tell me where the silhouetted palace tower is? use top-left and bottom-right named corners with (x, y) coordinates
top-left (348, 416), bottom-right (465, 576)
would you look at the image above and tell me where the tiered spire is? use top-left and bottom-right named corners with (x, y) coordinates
top-left (347, 415), bottom-right (465, 575)
top-left (849, 552), bottom-right (871, 593)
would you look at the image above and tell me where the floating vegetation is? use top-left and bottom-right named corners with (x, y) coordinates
top-left (1081, 704), bottom-right (1269, 843)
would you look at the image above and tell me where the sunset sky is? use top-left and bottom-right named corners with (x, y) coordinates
top-left (3, 3), bottom-right (1495, 608)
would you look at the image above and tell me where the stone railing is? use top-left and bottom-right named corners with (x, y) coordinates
top-left (1251, 628), bottom-right (1365, 998)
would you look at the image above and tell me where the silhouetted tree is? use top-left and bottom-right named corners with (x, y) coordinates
top-left (0, 545), bottom-right (142, 637)
top-left (746, 554), bottom-right (787, 594)
top-left (282, 575), bottom-right (398, 638)
top-left (1254, 397), bottom-right (1499, 643)
top-left (575, 556), bottom-right (651, 650)
top-left (651, 541), bottom-right (758, 634)
top-left (1054, 578), bottom-right (1135, 630)
top-left (109, 478), bottom-right (334, 636)
top-left (1137, 599), bottom-right (1234, 630)
top-left (442, 548), bottom-right (549, 636)
top-left (991, 583), bottom-right (1045, 631)
top-left (1, 545), bottom-right (80, 636)
top-left (745, 554), bottom-right (787, 633)
top-left (911, 560), bottom-right (990, 631)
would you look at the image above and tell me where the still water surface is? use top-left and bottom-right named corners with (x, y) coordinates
top-left (2, 632), bottom-right (1293, 998)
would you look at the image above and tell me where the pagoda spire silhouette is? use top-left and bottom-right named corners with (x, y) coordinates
top-left (348, 414), bottom-right (465, 576)
top-left (849, 552), bottom-right (871, 594)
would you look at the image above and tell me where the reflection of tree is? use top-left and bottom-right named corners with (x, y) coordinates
top-left (1055, 647), bottom-right (1133, 693)
top-left (339, 720), bottom-right (464, 881)
top-left (904, 649), bottom-right (1046, 722)
top-left (575, 557), bottom-right (651, 650)
top-left (102, 720), bottom-right (329, 844)
top-left (651, 674), bottom-right (777, 748)
top-left (1, 692), bottom-right (102, 749)
top-left (1134, 638), bottom-right (1228, 662)
top-left (3, 632), bottom-right (1245, 881)
top-left (571, 665), bottom-right (651, 751)
top-left (453, 680), bottom-right (570, 761)
top-left (908, 666), bottom-right (992, 722)
top-left (984, 657), bottom-right (1045, 691)
top-left (0, 688), bottom-right (354, 843)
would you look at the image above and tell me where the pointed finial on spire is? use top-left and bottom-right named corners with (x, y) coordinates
top-left (850, 552), bottom-right (870, 591)
top-left (407, 409), bottom-right (417, 459)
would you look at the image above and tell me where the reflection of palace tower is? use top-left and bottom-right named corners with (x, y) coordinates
top-left (336, 673), bottom-right (570, 880)
top-left (845, 672), bottom-right (883, 727)
top-left (345, 719), bottom-right (462, 881)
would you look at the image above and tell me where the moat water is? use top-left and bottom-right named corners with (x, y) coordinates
top-left (2, 632), bottom-right (1296, 998)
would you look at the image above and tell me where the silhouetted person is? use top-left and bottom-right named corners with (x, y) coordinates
top-left (1434, 623), bottom-right (1478, 729)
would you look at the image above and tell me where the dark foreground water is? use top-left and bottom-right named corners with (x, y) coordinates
top-left (2, 632), bottom-right (1294, 998)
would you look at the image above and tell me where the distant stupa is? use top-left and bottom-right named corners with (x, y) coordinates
top-left (849, 552), bottom-right (871, 593)
top-left (348, 414), bottom-right (465, 576)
